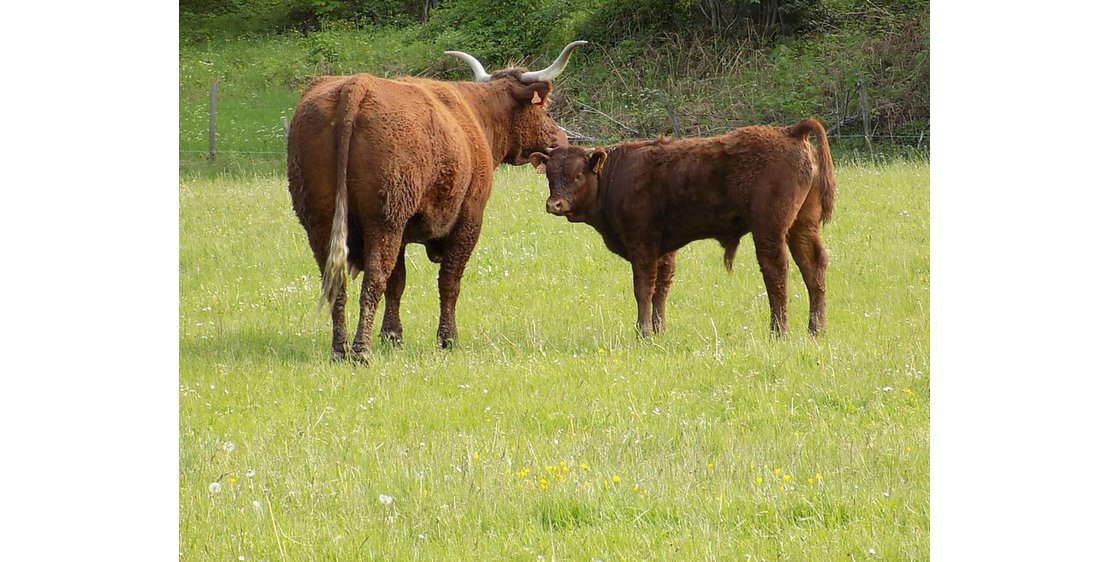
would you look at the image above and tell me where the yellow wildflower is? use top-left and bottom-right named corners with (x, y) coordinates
top-left (756, 477), bottom-right (763, 484)
top-left (612, 474), bottom-right (620, 483)
top-left (580, 462), bottom-right (589, 470)
top-left (229, 477), bottom-right (238, 485)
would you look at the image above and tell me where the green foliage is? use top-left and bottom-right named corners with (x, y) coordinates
top-left (571, 0), bottom-right (700, 43)
top-left (424, 0), bottom-right (577, 64)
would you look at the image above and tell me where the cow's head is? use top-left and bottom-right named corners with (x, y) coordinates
top-left (528, 145), bottom-right (607, 222)
top-left (446, 41), bottom-right (585, 165)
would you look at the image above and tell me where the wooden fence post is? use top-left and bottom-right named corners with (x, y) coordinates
top-left (208, 81), bottom-right (219, 162)
top-left (654, 90), bottom-right (683, 138)
top-left (856, 75), bottom-right (872, 152)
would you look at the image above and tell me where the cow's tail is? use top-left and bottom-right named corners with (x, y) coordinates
top-left (319, 80), bottom-right (367, 311)
top-left (788, 118), bottom-right (836, 224)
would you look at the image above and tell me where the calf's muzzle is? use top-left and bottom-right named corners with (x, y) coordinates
top-left (546, 197), bottom-right (570, 215)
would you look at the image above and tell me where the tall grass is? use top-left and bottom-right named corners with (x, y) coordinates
top-left (179, 160), bottom-right (929, 559)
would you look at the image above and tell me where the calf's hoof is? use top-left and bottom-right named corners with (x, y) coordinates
top-left (380, 331), bottom-right (404, 346)
top-left (436, 329), bottom-right (458, 349)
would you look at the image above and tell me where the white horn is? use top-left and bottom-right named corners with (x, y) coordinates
top-left (445, 50), bottom-right (492, 82)
top-left (520, 40), bottom-right (588, 84)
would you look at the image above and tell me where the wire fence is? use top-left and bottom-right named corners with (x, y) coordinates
top-left (183, 79), bottom-right (929, 161)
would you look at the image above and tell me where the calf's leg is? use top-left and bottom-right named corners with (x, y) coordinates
top-left (787, 218), bottom-right (828, 335)
top-left (631, 258), bottom-right (659, 338)
top-left (651, 251), bottom-right (677, 334)
top-left (753, 231), bottom-right (790, 336)
top-left (379, 246), bottom-right (406, 344)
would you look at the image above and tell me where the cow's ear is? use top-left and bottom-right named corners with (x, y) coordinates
top-left (528, 152), bottom-right (549, 174)
top-left (515, 82), bottom-right (552, 106)
top-left (587, 148), bottom-right (608, 174)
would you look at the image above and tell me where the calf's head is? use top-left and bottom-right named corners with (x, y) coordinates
top-left (446, 41), bottom-right (584, 164)
top-left (529, 145), bottom-right (608, 222)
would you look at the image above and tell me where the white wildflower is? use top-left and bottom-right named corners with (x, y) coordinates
top-left (378, 494), bottom-right (394, 505)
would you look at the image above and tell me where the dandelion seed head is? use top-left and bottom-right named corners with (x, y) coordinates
top-left (222, 441), bottom-right (235, 452)
top-left (379, 494), bottom-right (394, 505)
top-left (208, 482), bottom-right (222, 494)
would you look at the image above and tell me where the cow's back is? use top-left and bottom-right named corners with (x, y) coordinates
top-left (287, 73), bottom-right (492, 262)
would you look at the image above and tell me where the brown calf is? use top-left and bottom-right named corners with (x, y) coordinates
top-left (529, 119), bottom-right (836, 337)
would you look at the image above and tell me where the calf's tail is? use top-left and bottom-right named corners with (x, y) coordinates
top-left (319, 80), bottom-right (367, 311)
top-left (722, 236), bottom-right (740, 273)
top-left (788, 118), bottom-right (837, 224)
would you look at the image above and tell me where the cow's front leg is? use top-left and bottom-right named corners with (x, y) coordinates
top-left (379, 246), bottom-right (406, 345)
top-left (651, 251), bottom-right (677, 334)
top-left (350, 226), bottom-right (404, 361)
top-left (436, 219), bottom-right (482, 349)
top-left (631, 258), bottom-right (659, 338)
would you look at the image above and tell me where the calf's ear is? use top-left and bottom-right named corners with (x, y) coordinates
top-left (528, 152), bottom-right (549, 174)
top-left (588, 148), bottom-right (608, 174)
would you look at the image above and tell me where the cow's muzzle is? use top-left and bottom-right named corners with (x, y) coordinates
top-left (546, 198), bottom-right (570, 216)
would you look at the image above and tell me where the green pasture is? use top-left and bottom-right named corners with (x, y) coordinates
top-left (180, 158), bottom-right (929, 559)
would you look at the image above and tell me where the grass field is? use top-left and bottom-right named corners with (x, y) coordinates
top-left (179, 159), bottom-right (929, 560)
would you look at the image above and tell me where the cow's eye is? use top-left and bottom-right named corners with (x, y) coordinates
top-left (575, 174), bottom-right (583, 182)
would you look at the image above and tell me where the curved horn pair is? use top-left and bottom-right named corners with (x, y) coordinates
top-left (445, 40), bottom-right (588, 83)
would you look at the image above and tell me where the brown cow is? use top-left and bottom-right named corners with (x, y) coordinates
top-left (288, 41), bottom-right (587, 360)
top-left (529, 119), bottom-right (836, 337)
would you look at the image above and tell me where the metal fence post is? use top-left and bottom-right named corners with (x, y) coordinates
top-left (208, 81), bottom-right (219, 162)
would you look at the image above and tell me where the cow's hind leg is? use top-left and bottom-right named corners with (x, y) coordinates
top-left (350, 225), bottom-right (404, 361)
top-left (329, 277), bottom-right (350, 359)
top-left (651, 251), bottom-right (677, 334)
top-left (753, 229), bottom-right (790, 337)
top-left (787, 206), bottom-right (829, 335)
top-left (379, 246), bottom-right (406, 345)
top-left (305, 224), bottom-right (352, 360)
top-left (435, 219), bottom-right (483, 349)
